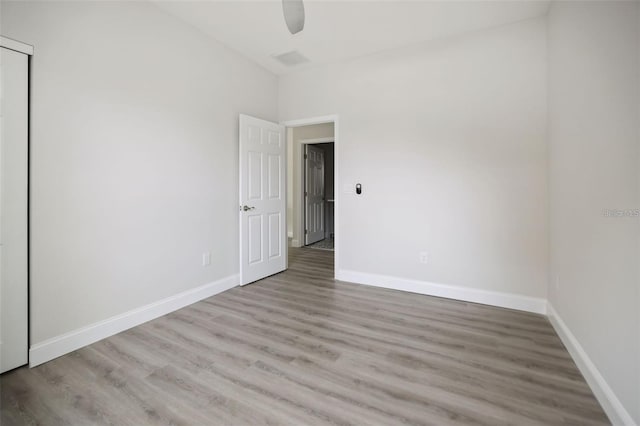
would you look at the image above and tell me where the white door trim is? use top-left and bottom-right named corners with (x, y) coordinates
top-left (299, 137), bottom-right (334, 144)
top-left (0, 36), bottom-right (34, 56)
top-left (281, 115), bottom-right (339, 276)
top-left (281, 116), bottom-right (337, 128)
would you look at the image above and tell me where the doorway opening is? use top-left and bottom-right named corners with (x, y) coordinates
top-left (282, 116), bottom-right (339, 276)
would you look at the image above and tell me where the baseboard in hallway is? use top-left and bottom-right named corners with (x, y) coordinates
top-left (306, 237), bottom-right (334, 251)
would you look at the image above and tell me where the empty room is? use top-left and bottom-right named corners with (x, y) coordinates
top-left (0, 0), bottom-right (638, 425)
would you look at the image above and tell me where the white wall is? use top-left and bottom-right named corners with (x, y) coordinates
top-left (279, 18), bottom-right (548, 306)
top-left (287, 123), bottom-right (334, 246)
top-left (0, 1), bottom-right (277, 348)
top-left (6, 8), bottom-right (635, 420)
top-left (547, 2), bottom-right (640, 424)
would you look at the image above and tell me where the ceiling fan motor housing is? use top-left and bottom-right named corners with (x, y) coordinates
top-left (282, 0), bottom-right (305, 34)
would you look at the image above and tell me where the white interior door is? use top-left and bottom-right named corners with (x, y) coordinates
top-left (239, 114), bottom-right (286, 286)
top-left (305, 145), bottom-right (325, 245)
top-left (0, 46), bottom-right (29, 373)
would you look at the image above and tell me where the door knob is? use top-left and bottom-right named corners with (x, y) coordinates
top-left (243, 205), bottom-right (255, 211)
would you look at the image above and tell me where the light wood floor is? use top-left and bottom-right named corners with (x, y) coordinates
top-left (1, 248), bottom-right (608, 425)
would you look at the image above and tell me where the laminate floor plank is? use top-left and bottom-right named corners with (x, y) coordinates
top-left (205, 289), bottom-right (591, 395)
top-left (1, 248), bottom-right (609, 425)
top-left (205, 288), bottom-right (598, 409)
top-left (261, 279), bottom-right (560, 348)
top-left (219, 285), bottom-right (575, 375)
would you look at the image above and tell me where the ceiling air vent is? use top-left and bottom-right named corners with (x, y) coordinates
top-left (272, 50), bottom-right (309, 67)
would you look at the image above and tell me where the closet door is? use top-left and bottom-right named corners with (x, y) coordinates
top-left (0, 46), bottom-right (29, 373)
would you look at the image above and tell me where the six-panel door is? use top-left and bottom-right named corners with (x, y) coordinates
top-left (239, 115), bottom-right (286, 285)
top-left (305, 144), bottom-right (325, 245)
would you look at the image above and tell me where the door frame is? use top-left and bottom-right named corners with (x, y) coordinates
top-left (0, 36), bottom-right (34, 56)
top-left (281, 115), bottom-right (339, 276)
top-left (300, 138), bottom-right (333, 246)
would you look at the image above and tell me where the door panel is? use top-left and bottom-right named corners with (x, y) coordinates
top-left (0, 47), bottom-right (29, 373)
top-left (248, 215), bottom-right (263, 265)
top-left (268, 213), bottom-right (281, 258)
top-left (267, 155), bottom-right (280, 199)
top-left (305, 145), bottom-right (325, 245)
top-left (248, 151), bottom-right (262, 200)
top-left (239, 115), bottom-right (286, 285)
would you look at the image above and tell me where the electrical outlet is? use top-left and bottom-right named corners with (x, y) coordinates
top-left (419, 251), bottom-right (429, 264)
top-left (202, 252), bottom-right (211, 266)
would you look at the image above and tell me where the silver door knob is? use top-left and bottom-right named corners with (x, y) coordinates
top-left (243, 205), bottom-right (255, 211)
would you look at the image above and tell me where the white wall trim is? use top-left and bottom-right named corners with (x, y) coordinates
top-left (299, 137), bottom-right (335, 144)
top-left (547, 303), bottom-right (636, 426)
top-left (281, 115), bottom-right (337, 128)
top-left (0, 36), bottom-right (34, 55)
top-left (336, 269), bottom-right (547, 314)
top-left (29, 274), bottom-right (239, 367)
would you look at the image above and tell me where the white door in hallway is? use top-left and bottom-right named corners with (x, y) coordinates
top-left (305, 144), bottom-right (325, 245)
top-left (0, 45), bottom-right (29, 373)
top-left (239, 114), bottom-right (286, 286)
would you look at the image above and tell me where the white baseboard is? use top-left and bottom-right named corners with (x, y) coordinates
top-left (335, 269), bottom-right (547, 314)
top-left (29, 274), bottom-right (239, 367)
top-left (547, 303), bottom-right (635, 426)
top-left (291, 239), bottom-right (301, 248)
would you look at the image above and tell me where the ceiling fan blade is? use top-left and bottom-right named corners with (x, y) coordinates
top-left (282, 0), bottom-right (305, 34)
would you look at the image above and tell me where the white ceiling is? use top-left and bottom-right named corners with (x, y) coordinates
top-left (154, 0), bottom-right (551, 75)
